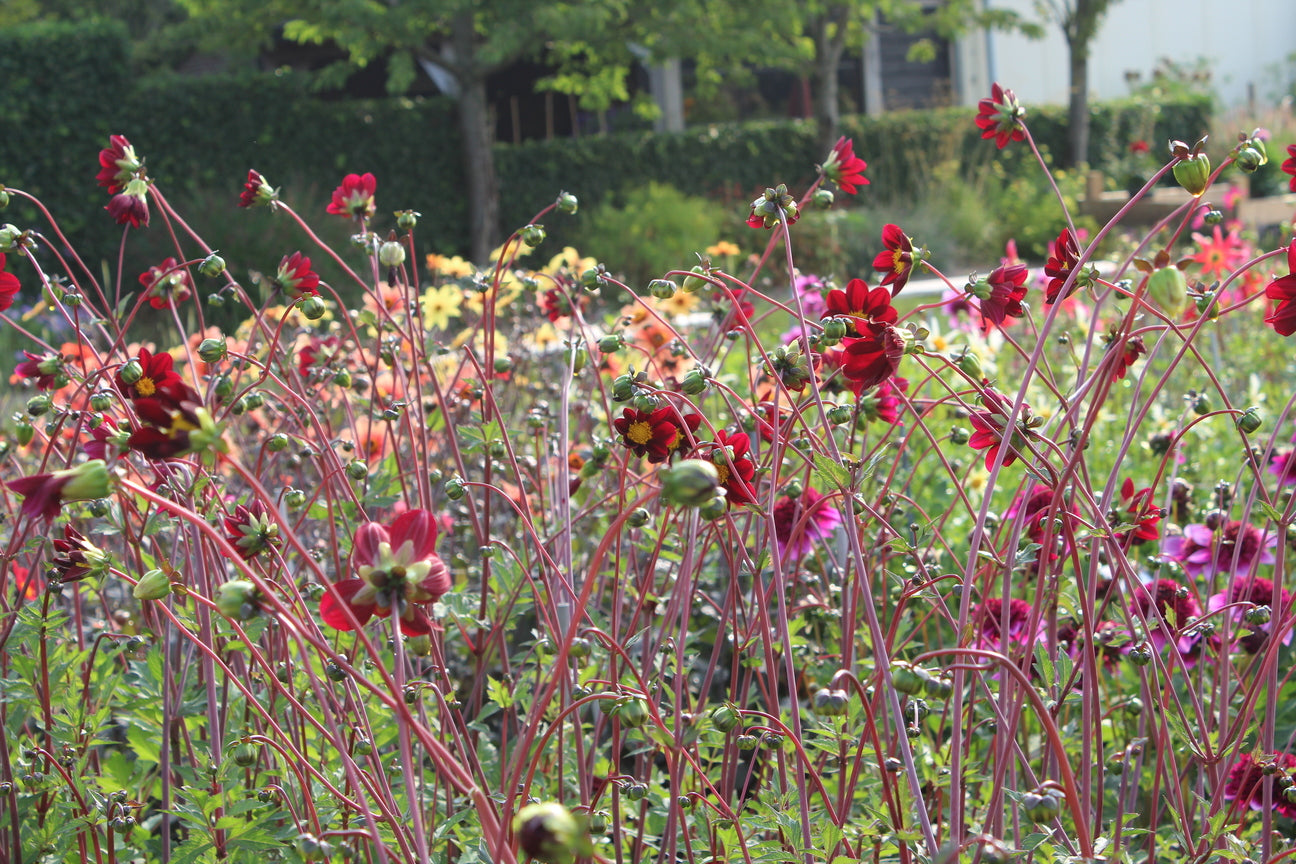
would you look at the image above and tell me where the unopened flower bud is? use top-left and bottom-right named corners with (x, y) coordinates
top-left (1147, 265), bottom-right (1188, 317)
top-left (812, 688), bottom-right (850, 716)
top-left (680, 369), bottom-right (708, 396)
top-left (284, 488), bottom-right (307, 510)
top-left (232, 742), bottom-right (259, 767)
top-left (626, 507), bottom-right (651, 528)
top-left (784, 480), bottom-right (804, 499)
top-left (698, 494), bottom-right (728, 521)
top-left (378, 238), bottom-right (406, 268)
top-left (0, 190), bottom-right (8, 210)
top-left (15, 419), bottom-right (33, 447)
top-left (118, 359), bottom-right (142, 386)
top-left (557, 192), bottom-right (578, 214)
top-left (395, 209), bottom-right (420, 230)
top-left (1022, 791), bottom-right (1060, 823)
top-left (581, 267), bottom-right (606, 291)
top-left (950, 426), bottom-right (970, 445)
top-left (213, 374), bottom-right (234, 401)
top-left (649, 279), bottom-right (676, 300)
top-left (1203, 208), bottom-right (1224, 226)
top-left (1237, 407), bottom-right (1262, 434)
top-left (1244, 604), bottom-right (1272, 626)
top-left (345, 460), bottom-right (368, 481)
top-left (266, 433), bottom-right (290, 452)
top-left (710, 702), bottom-right (742, 732)
top-left (0, 224), bottom-right (23, 251)
top-left (514, 802), bottom-right (584, 864)
top-left (1128, 643), bottom-right (1153, 666)
top-left (822, 318), bottom-right (848, 342)
top-left (521, 224), bottom-right (546, 247)
top-left (827, 404), bottom-right (852, 425)
top-left (812, 188), bottom-right (834, 208)
top-left (1172, 151), bottom-right (1211, 196)
top-left (1235, 147), bottom-right (1263, 174)
top-left (682, 266), bottom-right (708, 293)
top-left (298, 295), bottom-right (326, 320)
top-left (215, 580), bottom-right (260, 620)
top-left (26, 395), bottom-right (51, 417)
top-left (294, 833), bottom-right (333, 862)
top-left (445, 476), bottom-right (466, 500)
top-left (891, 662), bottom-right (930, 696)
top-left (197, 338), bottom-right (227, 363)
top-left (660, 459), bottom-right (720, 507)
top-left (198, 253), bottom-right (226, 277)
top-left (133, 568), bottom-right (172, 601)
top-left (954, 347), bottom-right (982, 379)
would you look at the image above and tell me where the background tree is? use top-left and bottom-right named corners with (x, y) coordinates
top-left (1034, 0), bottom-right (1122, 166)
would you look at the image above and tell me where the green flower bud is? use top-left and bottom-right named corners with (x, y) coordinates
top-left (378, 239), bottom-right (406, 268)
top-left (406, 634), bottom-right (432, 656)
top-left (132, 568), bottom-right (172, 601)
top-left (212, 374), bottom-right (234, 401)
top-left (514, 802), bottom-right (584, 864)
top-left (0, 224), bottom-right (23, 251)
top-left (1237, 406), bottom-right (1262, 434)
top-left (710, 702), bottom-right (742, 732)
top-left (827, 404), bottom-right (852, 425)
top-left (90, 390), bottom-right (114, 411)
top-left (266, 433), bottom-right (290, 452)
top-left (811, 688), bottom-right (850, 716)
top-left (680, 368), bottom-right (708, 396)
top-left (557, 191), bottom-right (578, 214)
top-left (954, 347), bottom-right (982, 379)
top-left (660, 459), bottom-right (720, 507)
top-left (580, 267), bottom-right (606, 291)
top-left (294, 833), bottom-right (333, 862)
top-left (1192, 392), bottom-right (1210, 415)
top-left (736, 733), bottom-right (759, 751)
top-left (598, 333), bottom-right (624, 354)
top-left (118, 359), bottom-right (143, 386)
top-left (445, 476), bottom-right (466, 500)
top-left (891, 662), bottom-right (930, 697)
top-left (682, 265), bottom-right (709, 293)
top-left (197, 338), bottom-right (227, 364)
top-left (614, 696), bottom-right (650, 727)
top-left (345, 460), bottom-right (368, 481)
top-left (521, 224), bottom-right (546, 247)
top-left (26, 395), bottom-right (51, 417)
top-left (207, 292), bottom-right (225, 307)
top-left (822, 317), bottom-right (848, 342)
top-left (648, 279), bottom-right (676, 300)
top-left (352, 736), bottom-right (374, 756)
top-left (298, 295), bottom-right (326, 320)
top-left (1127, 643), bottom-right (1153, 666)
top-left (232, 742), bottom-right (259, 767)
top-left (215, 580), bottom-right (260, 620)
top-left (198, 253), bottom-right (226, 278)
top-left (784, 479), bottom-right (804, 499)
top-left (1022, 791), bottom-right (1060, 823)
top-left (0, 189), bottom-right (8, 210)
top-left (626, 507), bottom-right (651, 529)
top-left (1244, 604), bottom-right (1272, 625)
top-left (395, 209), bottom-right (420, 231)
top-left (698, 494), bottom-right (728, 521)
top-left (1203, 209), bottom-right (1224, 226)
top-left (59, 459), bottom-right (112, 502)
top-left (15, 419), bottom-right (33, 447)
top-left (950, 427), bottom-right (970, 445)
top-left (284, 488), bottom-right (307, 510)
top-left (1235, 146), bottom-right (1263, 174)
top-left (332, 368), bottom-right (352, 388)
top-left (1173, 152), bottom-right (1211, 196)
top-left (1146, 266), bottom-right (1188, 317)
top-left (812, 188), bottom-right (834, 208)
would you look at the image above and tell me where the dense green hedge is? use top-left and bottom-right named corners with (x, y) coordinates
top-left (0, 19), bottom-right (1212, 267)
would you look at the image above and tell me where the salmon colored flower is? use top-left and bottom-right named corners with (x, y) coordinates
top-left (821, 136), bottom-right (869, 195)
top-left (975, 83), bottom-right (1026, 149)
top-left (326, 172), bottom-right (377, 220)
top-left (872, 224), bottom-right (916, 295)
top-left (1191, 225), bottom-right (1247, 282)
top-left (1264, 239), bottom-right (1296, 336)
top-left (319, 509), bottom-right (451, 637)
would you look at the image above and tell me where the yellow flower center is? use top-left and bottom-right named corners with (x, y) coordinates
top-left (627, 421), bottom-right (654, 445)
top-left (715, 463), bottom-right (731, 485)
top-left (891, 250), bottom-right (908, 274)
top-left (136, 376), bottom-right (157, 397)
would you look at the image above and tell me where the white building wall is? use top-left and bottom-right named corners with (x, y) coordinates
top-left (959, 0), bottom-right (1296, 110)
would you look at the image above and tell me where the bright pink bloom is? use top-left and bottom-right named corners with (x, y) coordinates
top-left (326, 173), bottom-right (377, 220)
top-left (773, 488), bottom-right (841, 559)
top-left (1128, 577), bottom-right (1213, 659)
top-left (1207, 576), bottom-right (1293, 654)
top-left (320, 510), bottom-right (451, 637)
top-left (822, 136), bottom-right (869, 195)
top-left (1191, 225), bottom-right (1247, 282)
top-left (974, 83), bottom-right (1026, 149)
top-left (1163, 521), bottom-right (1277, 577)
top-left (1264, 239), bottom-right (1296, 336)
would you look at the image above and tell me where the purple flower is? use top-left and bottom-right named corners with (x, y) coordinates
top-left (1163, 521), bottom-right (1277, 577)
top-left (1207, 576), bottom-right (1293, 654)
top-left (772, 487), bottom-right (841, 559)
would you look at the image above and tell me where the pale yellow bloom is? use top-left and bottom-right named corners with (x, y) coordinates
top-left (542, 246), bottom-right (597, 277)
top-left (524, 321), bottom-right (562, 352)
top-left (653, 289), bottom-right (700, 320)
top-left (420, 283), bottom-right (463, 331)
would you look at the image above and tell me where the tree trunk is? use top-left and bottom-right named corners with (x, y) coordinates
top-left (452, 12), bottom-right (499, 262)
top-left (1067, 40), bottom-right (1089, 168)
top-left (812, 13), bottom-right (848, 153)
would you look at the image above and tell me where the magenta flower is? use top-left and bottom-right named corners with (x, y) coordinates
top-left (1223, 752), bottom-right (1296, 818)
top-left (973, 597), bottom-right (1040, 650)
top-left (320, 509), bottom-right (451, 637)
top-left (1282, 144), bottom-right (1296, 193)
top-left (1127, 578), bottom-right (1213, 659)
top-left (1162, 520), bottom-right (1277, 577)
top-left (1207, 575), bottom-right (1293, 654)
top-left (772, 487), bottom-right (841, 559)
top-left (1270, 449), bottom-right (1296, 485)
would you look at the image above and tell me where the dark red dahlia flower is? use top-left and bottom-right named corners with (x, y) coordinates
top-left (823, 278), bottom-right (896, 336)
top-left (1044, 228), bottom-right (1085, 304)
top-left (972, 264), bottom-right (1029, 332)
top-left (319, 509), bottom-right (451, 637)
top-left (613, 406), bottom-right (700, 464)
top-left (822, 136), bottom-right (869, 195)
top-left (1112, 477), bottom-right (1161, 545)
top-left (1282, 144), bottom-right (1296, 194)
top-left (974, 83), bottom-right (1026, 149)
top-left (239, 169), bottom-right (277, 208)
top-left (224, 501), bottom-right (283, 560)
top-left (139, 257), bottom-right (193, 309)
top-left (96, 134), bottom-right (140, 194)
top-left (1207, 575), bottom-right (1294, 654)
top-left (326, 172), bottom-right (377, 220)
top-left (6, 460), bottom-right (111, 522)
top-left (51, 524), bottom-right (109, 582)
top-left (273, 251), bottom-right (321, 297)
top-left (1264, 239), bottom-right (1296, 336)
top-left (0, 253), bottom-right (20, 312)
top-left (116, 346), bottom-right (181, 400)
top-left (839, 323), bottom-right (904, 391)
top-left (706, 430), bottom-right (757, 506)
top-left (14, 351), bottom-right (67, 391)
top-left (967, 388), bottom-right (1031, 471)
top-left (872, 224), bottom-right (916, 295)
top-left (1110, 335), bottom-right (1146, 381)
top-left (106, 188), bottom-right (149, 228)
